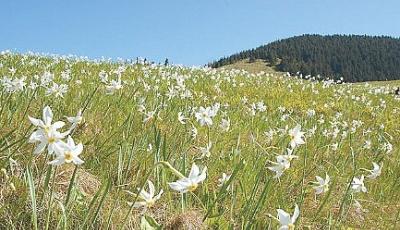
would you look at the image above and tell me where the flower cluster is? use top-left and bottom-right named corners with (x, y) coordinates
top-left (128, 163), bottom-right (207, 209)
top-left (268, 124), bottom-right (305, 179)
top-left (28, 106), bottom-right (84, 166)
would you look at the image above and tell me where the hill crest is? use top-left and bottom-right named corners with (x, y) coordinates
top-left (211, 34), bottom-right (400, 82)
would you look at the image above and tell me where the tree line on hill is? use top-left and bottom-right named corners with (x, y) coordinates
top-left (210, 34), bottom-right (400, 82)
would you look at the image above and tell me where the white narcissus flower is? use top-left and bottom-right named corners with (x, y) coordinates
top-left (105, 78), bottom-right (123, 94)
top-left (288, 124), bottom-right (305, 148)
top-left (366, 162), bottom-right (382, 179)
top-left (351, 175), bottom-right (367, 193)
top-left (281, 148), bottom-right (298, 162)
top-left (98, 70), bottom-right (108, 83)
top-left (146, 143), bottom-right (153, 152)
top-left (168, 163), bottom-right (207, 193)
top-left (66, 109), bottom-right (83, 130)
top-left (331, 143), bottom-right (338, 151)
top-left (199, 142), bottom-right (212, 158)
top-left (306, 109), bottom-right (316, 117)
top-left (268, 155), bottom-right (290, 179)
top-left (28, 106), bottom-right (68, 154)
top-left (127, 180), bottom-right (163, 209)
top-left (48, 136), bottom-right (84, 166)
top-left (40, 71), bottom-right (54, 86)
top-left (268, 149), bottom-right (298, 179)
top-left (277, 204), bottom-right (300, 230)
top-left (11, 77), bottom-right (26, 92)
top-left (28, 106), bottom-right (63, 132)
top-left (1, 76), bottom-right (27, 93)
top-left (1, 76), bottom-right (13, 90)
top-left (219, 118), bottom-right (230, 132)
top-left (9, 66), bottom-right (16, 75)
top-left (313, 174), bottom-right (330, 195)
top-left (28, 81), bottom-right (38, 90)
top-left (363, 140), bottom-right (372, 149)
top-left (46, 83), bottom-right (68, 98)
top-left (61, 69), bottom-right (71, 81)
top-left (195, 106), bottom-right (214, 127)
top-left (29, 129), bottom-right (67, 155)
top-left (256, 101), bottom-right (267, 112)
top-left (143, 110), bottom-right (156, 124)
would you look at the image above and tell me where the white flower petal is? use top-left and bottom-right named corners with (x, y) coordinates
top-left (188, 163), bottom-right (200, 179)
top-left (33, 142), bottom-right (47, 154)
top-left (277, 209), bottom-right (291, 225)
top-left (292, 204), bottom-right (300, 223)
top-left (43, 106), bottom-right (53, 125)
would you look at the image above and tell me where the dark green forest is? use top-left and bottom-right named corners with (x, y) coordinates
top-left (211, 34), bottom-right (400, 82)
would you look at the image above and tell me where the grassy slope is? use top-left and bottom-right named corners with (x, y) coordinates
top-left (220, 59), bottom-right (400, 86)
top-left (217, 59), bottom-right (280, 74)
top-left (1, 53), bottom-right (400, 229)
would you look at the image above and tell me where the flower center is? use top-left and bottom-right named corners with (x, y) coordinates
top-left (48, 137), bottom-right (56, 143)
top-left (146, 199), bottom-right (155, 207)
top-left (188, 183), bottom-right (198, 192)
top-left (65, 151), bottom-right (73, 161)
top-left (288, 223), bottom-right (295, 230)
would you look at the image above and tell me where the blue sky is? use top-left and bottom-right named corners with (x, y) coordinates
top-left (1, 0), bottom-right (399, 65)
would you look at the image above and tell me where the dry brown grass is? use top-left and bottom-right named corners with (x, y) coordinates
top-left (165, 209), bottom-right (206, 230)
top-left (52, 164), bottom-right (101, 198)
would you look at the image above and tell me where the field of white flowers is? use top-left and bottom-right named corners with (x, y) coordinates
top-left (0, 51), bottom-right (399, 229)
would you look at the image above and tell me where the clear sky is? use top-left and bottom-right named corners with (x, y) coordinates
top-left (1, 0), bottom-right (399, 65)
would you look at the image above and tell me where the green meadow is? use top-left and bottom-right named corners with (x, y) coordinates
top-left (1, 52), bottom-right (399, 229)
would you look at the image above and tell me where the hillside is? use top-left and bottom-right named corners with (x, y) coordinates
top-left (216, 59), bottom-right (278, 74)
top-left (211, 34), bottom-right (400, 82)
top-left (1, 52), bottom-right (400, 229)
